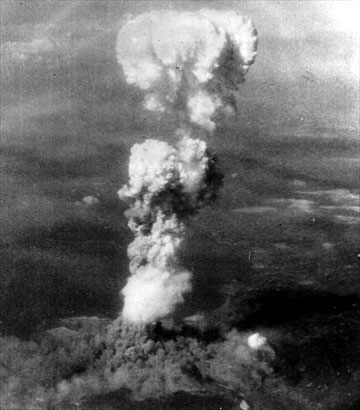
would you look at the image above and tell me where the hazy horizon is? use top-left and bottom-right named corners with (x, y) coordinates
top-left (1, 0), bottom-right (359, 335)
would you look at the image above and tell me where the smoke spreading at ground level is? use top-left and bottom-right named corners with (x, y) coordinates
top-left (2, 289), bottom-right (360, 410)
top-left (2, 5), bottom-right (359, 409)
top-left (0, 315), bottom-right (275, 410)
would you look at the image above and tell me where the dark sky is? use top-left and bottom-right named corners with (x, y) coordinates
top-left (1, 0), bottom-right (358, 242)
top-left (0, 0), bottom-right (359, 336)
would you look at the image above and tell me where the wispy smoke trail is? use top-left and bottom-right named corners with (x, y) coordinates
top-left (117, 9), bottom-right (257, 325)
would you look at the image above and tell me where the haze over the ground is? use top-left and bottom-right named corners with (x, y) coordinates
top-left (0, 1), bottom-right (359, 336)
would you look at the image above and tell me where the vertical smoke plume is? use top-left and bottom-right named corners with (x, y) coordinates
top-left (117, 9), bottom-right (257, 325)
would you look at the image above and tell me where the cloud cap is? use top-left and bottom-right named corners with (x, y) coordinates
top-left (116, 9), bottom-right (257, 131)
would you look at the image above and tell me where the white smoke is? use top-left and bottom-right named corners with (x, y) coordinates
top-left (118, 137), bottom-right (219, 324)
top-left (116, 9), bottom-right (257, 131)
top-left (117, 9), bottom-right (257, 325)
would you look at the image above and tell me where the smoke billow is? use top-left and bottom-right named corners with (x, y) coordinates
top-left (0, 319), bottom-right (275, 409)
top-left (0, 9), bottom-right (263, 410)
top-left (117, 9), bottom-right (257, 325)
top-left (117, 9), bottom-right (257, 131)
top-left (118, 136), bottom-right (222, 325)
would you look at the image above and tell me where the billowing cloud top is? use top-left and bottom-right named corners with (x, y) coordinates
top-left (116, 9), bottom-right (257, 131)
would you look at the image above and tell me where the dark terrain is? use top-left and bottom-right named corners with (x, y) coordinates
top-left (1, 143), bottom-right (359, 409)
top-left (1, 2), bottom-right (359, 408)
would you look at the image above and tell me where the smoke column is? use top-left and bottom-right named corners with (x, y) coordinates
top-left (117, 9), bottom-right (257, 325)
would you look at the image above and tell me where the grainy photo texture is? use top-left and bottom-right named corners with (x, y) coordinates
top-left (0, 1), bottom-right (359, 409)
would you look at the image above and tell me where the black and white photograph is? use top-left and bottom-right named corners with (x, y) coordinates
top-left (0, 1), bottom-right (359, 409)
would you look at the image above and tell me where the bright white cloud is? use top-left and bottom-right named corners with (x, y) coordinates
top-left (323, 1), bottom-right (360, 34)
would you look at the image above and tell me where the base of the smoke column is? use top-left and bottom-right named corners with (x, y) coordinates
top-left (22, 314), bottom-right (278, 408)
top-left (107, 314), bottom-right (225, 348)
top-left (104, 314), bottom-right (276, 402)
top-left (108, 316), bottom-right (175, 341)
top-left (107, 315), bottom-right (147, 340)
top-left (43, 313), bottom-right (360, 410)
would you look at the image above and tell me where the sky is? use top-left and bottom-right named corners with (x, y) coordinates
top-left (1, 1), bottom-right (358, 149)
top-left (0, 1), bottom-right (359, 335)
top-left (1, 0), bottom-right (359, 246)
top-left (1, 0), bottom-right (359, 256)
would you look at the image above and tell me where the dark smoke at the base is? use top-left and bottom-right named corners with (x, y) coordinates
top-left (0, 8), bottom-right (262, 410)
top-left (0, 317), bottom-right (275, 409)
